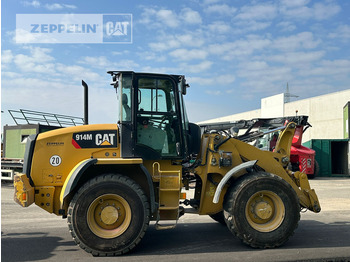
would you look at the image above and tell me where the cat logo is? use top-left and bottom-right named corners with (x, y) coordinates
top-left (105, 21), bottom-right (129, 36)
top-left (95, 133), bottom-right (116, 146)
top-left (72, 130), bottom-right (118, 149)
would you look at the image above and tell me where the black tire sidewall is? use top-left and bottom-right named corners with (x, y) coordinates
top-left (71, 176), bottom-right (149, 254)
top-left (312, 160), bottom-right (319, 178)
top-left (209, 211), bottom-right (226, 225)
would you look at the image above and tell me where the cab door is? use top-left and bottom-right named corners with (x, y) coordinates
top-left (134, 75), bottom-right (183, 160)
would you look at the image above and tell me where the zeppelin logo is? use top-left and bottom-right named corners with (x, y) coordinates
top-left (72, 130), bottom-right (118, 149)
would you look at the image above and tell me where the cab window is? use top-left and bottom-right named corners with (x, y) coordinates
top-left (120, 75), bottom-right (132, 122)
top-left (136, 77), bottom-right (180, 157)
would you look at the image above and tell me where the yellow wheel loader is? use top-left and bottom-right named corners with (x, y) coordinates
top-left (14, 71), bottom-right (321, 256)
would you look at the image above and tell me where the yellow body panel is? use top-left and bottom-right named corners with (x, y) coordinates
top-left (29, 124), bottom-right (120, 214)
top-left (34, 186), bottom-right (55, 213)
top-left (31, 124), bottom-right (120, 185)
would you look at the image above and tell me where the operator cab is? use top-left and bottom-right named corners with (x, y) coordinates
top-left (108, 71), bottom-right (200, 160)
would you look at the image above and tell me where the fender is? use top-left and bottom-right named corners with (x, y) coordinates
top-left (212, 160), bottom-right (257, 204)
top-left (59, 158), bottom-right (156, 213)
top-left (139, 164), bottom-right (156, 213)
top-left (60, 158), bottom-right (98, 206)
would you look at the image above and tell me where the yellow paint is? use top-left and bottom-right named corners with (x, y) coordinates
top-left (59, 159), bottom-right (90, 206)
top-left (31, 124), bottom-right (120, 189)
top-left (151, 161), bottom-right (182, 221)
top-left (87, 194), bottom-right (132, 239)
top-left (19, 119), bottom-right (320, 222)
top-left (245, 190), bottom-right (285, 232)
top-left (13, 173), bottom-right (34, 207)
top-left (59, 157), bottom-right (143, 210)
top-left (195, 122), bottom-right (320, 214)
top-left (96, 158), bottom-right (143, 165)
top-left (100, 140), bottom-right (112, 146)
top-left (29, 124), bottom-right (121, 212)
top-left (34, 186), bottom-right (55, 213)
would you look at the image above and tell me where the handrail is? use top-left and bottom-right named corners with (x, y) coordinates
top-left (8, 109), bottom-right (84, 127)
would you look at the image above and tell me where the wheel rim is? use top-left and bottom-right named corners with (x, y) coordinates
top-left (87, 194), bottom-right (132, 239)
top-left (245, 190), bottom-right (285, 232)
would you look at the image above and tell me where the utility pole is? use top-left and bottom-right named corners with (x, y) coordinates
top-left (284, 82), bottom-right (299, 103)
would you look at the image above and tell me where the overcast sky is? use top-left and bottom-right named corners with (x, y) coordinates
top-left (1, 0), bottom-right (350, 129)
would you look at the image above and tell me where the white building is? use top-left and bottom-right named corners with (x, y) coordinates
top-left (200, 89), bottom-right (350, 143)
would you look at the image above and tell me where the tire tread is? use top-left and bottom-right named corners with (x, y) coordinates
top-left (223, 172), bottom-right (300, 248)
top-left (67, 174), bottom-right (150, 256)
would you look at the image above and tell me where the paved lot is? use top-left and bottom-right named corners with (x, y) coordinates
top-left (2, 178), bottom-right (350, 262)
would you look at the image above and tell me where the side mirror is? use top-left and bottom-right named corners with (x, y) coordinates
top-left (179, 76), bottom-right (189, 95)
top-left (181, 82), bottom-right (187, 95)
top-left (111, 75), bottom-right (119, 89)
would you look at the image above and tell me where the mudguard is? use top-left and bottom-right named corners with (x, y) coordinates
top-left (59, 158), bottom-right (156, 213)
top-left (212, 160), bottom-right (257, 204)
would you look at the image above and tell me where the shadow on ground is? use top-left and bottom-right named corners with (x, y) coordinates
top-left (2, 219), bottom-right (349, 260)
top-left (1, 232), bottom-right (78, 262)
top-left (131, 219), bottom-right (350, 256)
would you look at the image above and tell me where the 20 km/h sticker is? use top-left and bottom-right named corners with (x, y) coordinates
top-left (50, 155), bottom-right (62, 167)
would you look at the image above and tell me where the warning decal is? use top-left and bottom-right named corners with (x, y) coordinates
top-left (72, 130), bottom-right (118, 149)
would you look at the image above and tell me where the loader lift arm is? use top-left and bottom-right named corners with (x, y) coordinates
top-left (199, 115), bottom-right (310, 142)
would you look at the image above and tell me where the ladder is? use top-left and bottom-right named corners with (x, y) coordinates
top-left (153, 162), bottom-right (181, 230)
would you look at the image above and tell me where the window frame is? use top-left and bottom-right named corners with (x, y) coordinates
top-left (133, 74), bottom-right (185, 159)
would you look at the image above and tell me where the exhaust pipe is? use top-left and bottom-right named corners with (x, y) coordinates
top-left (82, 80), bottom-right (88, 125)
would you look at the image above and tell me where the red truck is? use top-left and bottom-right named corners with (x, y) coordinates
top-left (289, 121), bottom-right (318, 178)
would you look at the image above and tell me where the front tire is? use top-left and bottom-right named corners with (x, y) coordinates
top-left (209, 211), bottom-right (226, 225)
top-left (67, 174), bottom-right (150, 256)
top-left (223, 172), bottom-right (300, 248)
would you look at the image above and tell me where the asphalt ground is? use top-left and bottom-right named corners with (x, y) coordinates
top-left (1, 177), bottom-right (350, 262)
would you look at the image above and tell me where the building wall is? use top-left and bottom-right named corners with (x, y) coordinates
top-left (200, 89), bottom-right (350, 143)
top-left (198, 109), bottom-right (261, 124)
top-left (261, 93), bottom-right (285, 118)
top-left (284, 90), bottom-right (350, 141)
top-left (4, 128), bottom-right (37, 158)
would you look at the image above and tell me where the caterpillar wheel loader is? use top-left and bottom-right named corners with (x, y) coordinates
top-left (14, 71), bottom-right (321, 256)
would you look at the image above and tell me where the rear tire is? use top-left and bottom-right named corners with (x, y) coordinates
top-left (67, 174), bottom-right (150, 256)
top-left (223, 172), bottom-right (300, 248)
